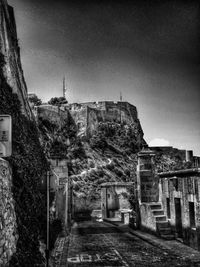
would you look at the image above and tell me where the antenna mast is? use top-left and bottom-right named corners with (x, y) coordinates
top-left (120, 92), bottom-right (122, 124)
top-left (63, 76), bottom-right (67, 99)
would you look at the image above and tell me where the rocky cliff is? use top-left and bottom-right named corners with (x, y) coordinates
top-left (0, 0), bottom-right (32, 118)
top-left (37, 102), bottom-right (146, 214)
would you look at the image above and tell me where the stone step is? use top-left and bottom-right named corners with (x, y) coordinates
top-left (160, 234), bottom-right (175, 240)
top-left (159, 227), bottom-right (172, 235)
top-left (155, 215), bottom-right (167, 222)
top-left (150, 204), bottom-right (162, 210)
top-left (156, 221), bottom-right (169, 228)
top-left (152, 210), bottom-right (164, 216)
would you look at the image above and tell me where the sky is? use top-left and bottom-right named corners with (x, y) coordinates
top-left (8, 0), bottom-right (200, 155)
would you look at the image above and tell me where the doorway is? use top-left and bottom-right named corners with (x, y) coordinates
top-left (189, 202), bottom-right (195, 228)
top-left (166, 198), bottom-right (170, 219)
top-left (174, 198), bottom-right (183, 238)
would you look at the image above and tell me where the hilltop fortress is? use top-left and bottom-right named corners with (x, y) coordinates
top-left (68, 101), bottom-right (140, 137)
top-left (35, 101), bottom-right (144, 140)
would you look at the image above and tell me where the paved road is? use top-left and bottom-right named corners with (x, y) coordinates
top-left (58, 221), bottom-right (197, 267)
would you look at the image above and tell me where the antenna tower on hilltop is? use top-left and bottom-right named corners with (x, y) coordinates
top-left (120, 91), bottom-right (122, 123)
top-left (63, 76), bottom-right (67, 99)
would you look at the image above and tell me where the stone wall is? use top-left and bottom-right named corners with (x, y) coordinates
top-left (137, 149), bottom-right (159, 203)
top-left (140, 203), bottom-right (157, 232)
top-left (101, 183), bottom-right (132, 220)
top-left (35, 105), bottom-right (69, 126)
top-left (69, 106), bottom-right (87, 137)
top-left (0, 158), bottom-right (18, 266)
top-left (159, 170), bottom-right (200, 250)
top-left (0, 0), bottom-right (32, 118)
top-left (67, 101), bottom-right (140, 138)
top-left (49, 159), bottom-right (70, 229)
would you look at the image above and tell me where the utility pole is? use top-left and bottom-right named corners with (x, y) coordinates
top-left (65, 179), bottom-right (68, 233)
top-left (46, 171), bottom-right (50, 267)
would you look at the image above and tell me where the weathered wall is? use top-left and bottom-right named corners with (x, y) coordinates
top-left (67, 101), bottom-right (142, 139)
top-left (35, 105), bottom-right (69, 126)
top-left (137, 150), bottom-right (159, 203)
top-left (0, 158), bottom-right (18, 266)
top-left (101, 183), bottom-right (131, 219)
top-left (49, 159), bottom-right (69, 228)
top-left (69, 106), bottom-right (87, 137)
top-left (0, 0), bottom-right (32, 118)
top-left (160, 172), bottom-right (200, 250)
top-left (140, 203), bottom-right (157, 232)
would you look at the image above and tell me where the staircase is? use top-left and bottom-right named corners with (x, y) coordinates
top-left (150, 203), bottom-right (174, 240)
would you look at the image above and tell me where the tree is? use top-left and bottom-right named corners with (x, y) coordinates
top-left (28, 94), bottom-right (42, 106)
top-left (48, 97), bottom-right (68, 106)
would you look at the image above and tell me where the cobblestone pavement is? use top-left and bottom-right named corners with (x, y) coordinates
top-left (58, 221), bottom-right (199, 267)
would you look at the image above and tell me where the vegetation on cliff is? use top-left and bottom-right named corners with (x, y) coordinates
top-left (38, 112), bottom-right (84, 159)
top-left (154, 147), bottom-right (192, 173)
top-left (28, 94), bottom-right (42, 106)
top-left (69, 120), bottom-right (145, 211)
top-left (0, 53), bottom-right (48, 266)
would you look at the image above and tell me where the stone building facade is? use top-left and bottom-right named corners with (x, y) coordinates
top-left (137, 148), bottom-right (200, 250)
top-left (48, 158), bottom-right (72, 231)
top-left (159, 169), bottom-right (200, 250)
top-left (0, 158), bottom-right (18, 266)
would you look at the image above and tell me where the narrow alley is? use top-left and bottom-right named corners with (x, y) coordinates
top-left (56, 221), bottom-right (200, 267)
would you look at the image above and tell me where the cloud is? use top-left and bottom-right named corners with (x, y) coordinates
top-left (149, 138), bottom-right (170, 147)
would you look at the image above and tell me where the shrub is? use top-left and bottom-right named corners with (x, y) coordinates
top-left (48, 97), bottom-right (68, 106)
top-left (107, 163), bottom-right (114, 171)
top-left (28, 94), bottom-right (42, 106)
top-left (114, 167), bottom-right (123, 177)
top-left (124, 168), bottom-right (130, 177)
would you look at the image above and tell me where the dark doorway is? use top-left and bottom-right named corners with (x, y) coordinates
top-left (166, 198), bottom-right (170, 219)
top-left (174, 198), bottom-right (183, 238)
top-left (189, 202), bottom-right (195, 228)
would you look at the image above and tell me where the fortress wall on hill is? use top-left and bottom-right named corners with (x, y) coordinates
top-left (67, 101), bottom-right (138, 137)
top-left (35, 105), bottom-right (69, 126)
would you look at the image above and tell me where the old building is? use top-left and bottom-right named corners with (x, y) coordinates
top-left (159, 168), bottom-right (200, 250)
top-left (137, 147), bottom-right (200, 250)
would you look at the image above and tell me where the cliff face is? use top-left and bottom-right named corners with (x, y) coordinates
top-left (0, 0), bottom-right (32, 118)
